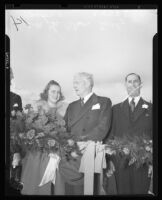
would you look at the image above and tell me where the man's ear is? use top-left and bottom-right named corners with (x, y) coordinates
top-left (84, 80), bottom-right (90, 88)
top-left (139, 82), bottom-right (143, 88)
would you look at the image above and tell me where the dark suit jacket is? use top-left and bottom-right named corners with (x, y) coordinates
top-left (109, 97), bottom-right (152, 139)
top-left (10, 91), bottom-right (23, 153)
top-left (108, 97), bottom-right (152, 194)
top-left (59, 93), bottom-right (112, 185)
top-left (64, 93), bottom-right (112, 142)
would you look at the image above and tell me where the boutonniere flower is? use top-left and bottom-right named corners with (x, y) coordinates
top-left (142, 104), bottom-right (149, 109)
top-left (13, 103), bottom-right (18, 107)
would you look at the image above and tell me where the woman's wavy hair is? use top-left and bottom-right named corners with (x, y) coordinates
top-left (40, 80), bottom-right (65, 102)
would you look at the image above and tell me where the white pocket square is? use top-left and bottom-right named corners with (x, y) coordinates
top-left (92, 103), bottom-right (100, 110)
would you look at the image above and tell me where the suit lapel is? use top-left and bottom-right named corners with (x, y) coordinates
top-left (121, 99), bottom-right (130, 119)
top-left (133, 98), bottom-right (145, 121)
top-left (70, 93), bottom-right (98, 127)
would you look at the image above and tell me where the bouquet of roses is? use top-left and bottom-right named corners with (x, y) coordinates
top-left (105, 134), bottom-right (152, 168)
top-left (61, 138), bottom-right (82, 160)
top-left (105, 134), bottom-right (153, 194)
top-left (10, 104), bottom-right (81, 160)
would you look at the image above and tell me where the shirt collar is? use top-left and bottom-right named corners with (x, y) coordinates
top-left (83, 92), bottom-right (93, 104)
top-left (128, 96), bottom-right (141, 106)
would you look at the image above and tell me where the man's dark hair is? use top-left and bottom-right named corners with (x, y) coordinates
top-left (125, 73), bottom-right (141, 83)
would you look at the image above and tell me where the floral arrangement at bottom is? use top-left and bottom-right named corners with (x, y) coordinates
top-left (105, 134), bottom-right (152, 169)
top-left (10, 104), bottom-right (81, 161)
top-left (104, 134), bottom-right (153, 194)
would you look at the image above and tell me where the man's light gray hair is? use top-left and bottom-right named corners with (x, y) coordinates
top-left (75, 72), bottom-right (94, 88)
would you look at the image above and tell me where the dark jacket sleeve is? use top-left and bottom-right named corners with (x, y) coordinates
top-left (10, 92), bottom-right (23, 112)
top-left (107, 105), bottom-right (116, 140)
top-left (17, 94), bottom-right (23, 112)
top-left (63, 105), bottom-right (71, 133)
top-left (85, 98), bottom-right (112, 142)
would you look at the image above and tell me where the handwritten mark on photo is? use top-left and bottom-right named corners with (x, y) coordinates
top-left (10, 16), bottom-right (29, 31)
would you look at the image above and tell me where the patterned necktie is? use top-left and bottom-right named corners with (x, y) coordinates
top-left (130, 98), bottom-right (135, 112)
top-left (81, 98), bottom-right (84, 107)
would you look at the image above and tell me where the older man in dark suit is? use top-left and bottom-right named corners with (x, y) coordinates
top-left (55, 72), bottom-right (112, 195)
top-left (109, 73), bottom-right (152, 194)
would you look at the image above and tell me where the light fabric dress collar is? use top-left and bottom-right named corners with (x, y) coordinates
top-left (33, 100), bottom-right (68, 117)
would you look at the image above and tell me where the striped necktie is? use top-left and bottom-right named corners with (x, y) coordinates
top-left (130, 98), bottom-right (135, 112)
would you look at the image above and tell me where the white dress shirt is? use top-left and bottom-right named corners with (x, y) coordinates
top-left (128, 96), bottom-right (141, 107)
top-left (83, 92), bottom-right (93, 104)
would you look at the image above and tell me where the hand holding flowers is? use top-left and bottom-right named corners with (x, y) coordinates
top-left (12, 153), bottom-right (21, 168)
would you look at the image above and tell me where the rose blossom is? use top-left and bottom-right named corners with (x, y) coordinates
top-left (35, 139), bottom-right (40, 144)
top-left (71, 151), bottom-right (78, 158)
top-left (123, 147), bottom-right (130, 155)
top-left (19, 133), bottom-right (24, 138)
top-left (27, 129), bottom-right (35, 139)
top-left (59, 119), bottom-right (66, 126)
top-left (16, 111), bottom-right (23, 118)
top-left (26, 117), bottom-right (33, 124)
top-left (11, 110), bottom-right (16, 117)
top-left (48, 139), bottom-right (56, 147)
top-left (35, 132), bottom-right (45, 138)
top-left (67, 139), bottom-right (75, 146)
top-left (49, 130), bottom-right (58, 136)
top-left (145, 146), bottom-right (151, 152)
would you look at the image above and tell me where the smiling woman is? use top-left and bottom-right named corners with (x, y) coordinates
top-left (20, 79), bottom-right (68, 195)
top-left (40, 80), bottom-right (64, 104)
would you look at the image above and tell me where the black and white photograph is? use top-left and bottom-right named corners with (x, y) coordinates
top-left (5, 5), bottom-right (157, 196)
